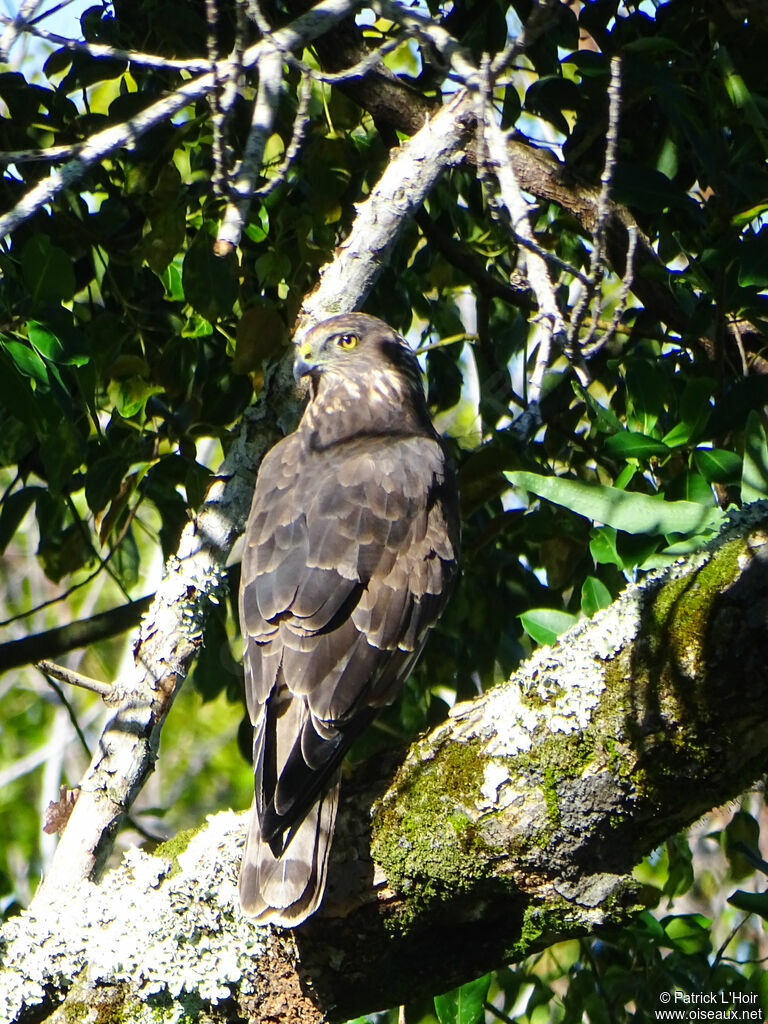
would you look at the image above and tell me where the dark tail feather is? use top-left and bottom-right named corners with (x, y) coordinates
top-left (238, 777), bottom-right (339, 926)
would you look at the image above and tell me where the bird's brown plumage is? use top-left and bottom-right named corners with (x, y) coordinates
top-left (238, 313), bottom-right (460, 926)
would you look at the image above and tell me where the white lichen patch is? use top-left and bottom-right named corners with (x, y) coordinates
top-left (450, 582), bottom-right (647, 759)
top-left (0, 811), bottom-right (265, 1021)
top-left (479, 761), bottom-right (512, 809)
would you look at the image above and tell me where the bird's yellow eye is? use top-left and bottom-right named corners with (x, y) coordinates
top-left (336, 333), bottom-right (359, 350)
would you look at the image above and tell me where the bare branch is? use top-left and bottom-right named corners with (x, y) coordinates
top-left (5, 507), bottom-right (768, 1023)
top-left (206, 0), bottom-right (228, 194)
top-left (568, 55), bottom-right (623, 352)
top-left (215, 47), bottom-right (285, 254)
top-left (372, 0), bottom-right (478, 85)
top-left (36, 660), bottom-right (114, 699)
top-left (255, 72), bottom-right (312, 199)
top-left (0, 0), bottom-right (46, 61)
top-left (0, 0), bottom-right (362, 240)
top-left (483, 118), bottom-right (571, 404)
top-left (0, 143), bottom-right (87, 165)
top-left (581, 221), bottom-right (637, 359)
top-left (0, 15), bottom-right (213, 70)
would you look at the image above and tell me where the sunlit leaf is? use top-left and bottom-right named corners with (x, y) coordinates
top-left (581, 576), bottom-right (612, 617)
top-left (693, 448), bottom-right (741, 484)
top-left (603, 432), bottom-right (671, 460)
top-left (519, 608), bottom-right (579, 645)
top-left (506, 471), bottom-right (724, 536)
top-left (434, 974), bottom-right (492, 1024)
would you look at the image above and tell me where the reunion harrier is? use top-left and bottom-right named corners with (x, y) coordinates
top-left (238, 313), bottom-right (460, 926)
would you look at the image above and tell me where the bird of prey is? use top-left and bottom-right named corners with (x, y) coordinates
top-left (238, 312), bottom-right (460, 926)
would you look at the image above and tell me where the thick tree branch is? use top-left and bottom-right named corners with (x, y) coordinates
top-left (0, 596), bottom-right (151, 674)
top-left (4, 506), bottom-right (768, 1023)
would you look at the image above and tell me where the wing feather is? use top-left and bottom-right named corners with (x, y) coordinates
top-left (239, 421), bottom-right (459, 924)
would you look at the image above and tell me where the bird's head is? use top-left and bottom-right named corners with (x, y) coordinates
top-left (292, 313), bottom-right (431, 445)
top-left (293, 313), bottom-right (423, 396)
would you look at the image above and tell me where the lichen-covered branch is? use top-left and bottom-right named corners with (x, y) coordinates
top-left (297, 89), bottom-right (476, 330)
top-left (6, 507), bottom-right (768, 1023)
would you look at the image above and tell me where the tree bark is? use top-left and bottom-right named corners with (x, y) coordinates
top-left (3, 505), bottom-right (768, 1024)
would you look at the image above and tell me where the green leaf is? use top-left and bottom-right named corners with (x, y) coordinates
top-left (662, 378), bottom-right (713, 447)
top-left (434, 974), bottom-right (492, 1024)
top-left (614, 465), bottom-right (636, 490)
top-left (108, 377), bottom-right (164, 419)
top-left (742, 410), bottom-right (768, 501)
top-left (572, 381), bottom-right (623, 435)
top-left (85, 454), bottom-right (130, 517)
top-left (625, 360), bottom-right (667, 435)
top-left (693, 448), bottom-right (742, 484)
top-left (662, 914), bottom-right (712, 955)
top-left (603, 431), bottom-right (672, 460)
top-left (581, 576), bottom-right (612, 618)
top-left (723, 811), bottom-right (762, 881)
top-left (245, 205), bottom-right (270, 244)
top-left (0, 486), bottom-right (45, 553)
top-left (20, 234), bottom-right (76, 302)
top-left (0, 338), bottom-right (49, 383)
top-left (506, 471), bottom-right (724, 536)
top-left (182, 232), bottom-right (238, 322)
top-left (142, 163), bottom-right (186, 274)
top-left (665, 470), bottom-right (713, 505)
top-left (519, 608), bottom-right (579, 646)
top-left (727, 889), bottom-right (768, 921)
top-left (663, 835), bottom-right (694, 898)
top-left (27, 320), bottom-right (90, 367)
top-left (589, 525), bottom-right (623, 567)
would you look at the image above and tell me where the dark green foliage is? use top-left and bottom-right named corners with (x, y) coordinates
top-left (2, 0), bottom-right (768, 1014)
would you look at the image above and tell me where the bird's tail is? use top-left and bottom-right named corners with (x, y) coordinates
top-left (238, 776), bottom-right (339, 926)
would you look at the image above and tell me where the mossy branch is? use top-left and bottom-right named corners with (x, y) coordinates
top-left (4, 506), bottom-right (768, 1023)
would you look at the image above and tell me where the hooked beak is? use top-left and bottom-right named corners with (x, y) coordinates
top-left (293, 343), bottom-right (318, 385)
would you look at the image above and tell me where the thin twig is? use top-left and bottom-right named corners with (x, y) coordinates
top-left (297, 28), bottom-right (409, 83)
top-left (416, 332), bottom-right (476, 353)
top-left (0, 14), bottom-right (212, 71)
top-left (372, 0), bottom-right (478, 85)
top-left (215, 46), bottom-right (284, 254)
top-left (206, 0), bottom-right (227, 195)
top-left (0, 559), bottom-right (113, 629)
top-left (0, 0), bottom-right (361, 241)
top-left (256, 72), bottom-right (313, 198)
top-left (489, 0), bottom-right (560, 77)
top-left (581, 221), bottom-right (637, 359)
top-left (569, 55), bottom-right (623, 351)
top-left (484, 117), bottom-right (572, 403)
top-left (0, 0), bottom-right (47, 62)
top-left (37, 659), bottom-right (114, 698)
top-left (712, 913), bottom-right (749, 970)
top-left (42, 682), bottom-right (92, 758)
top-left (729, 317), bottom-right (750, 377)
